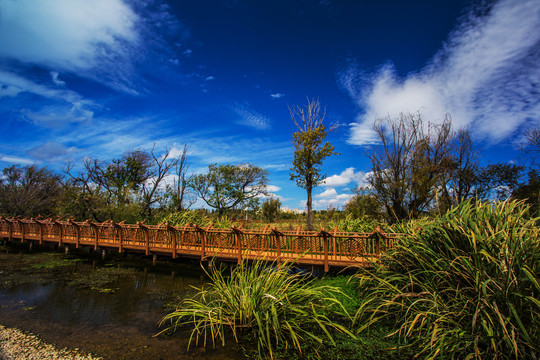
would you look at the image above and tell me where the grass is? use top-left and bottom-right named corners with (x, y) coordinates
top-left (158, 259), bottom-right (355, 359)
top-left (352, 200), bottom-right (540, 359)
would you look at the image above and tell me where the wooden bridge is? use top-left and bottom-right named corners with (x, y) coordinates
top-left (0, 217), bottom-right (402, 272)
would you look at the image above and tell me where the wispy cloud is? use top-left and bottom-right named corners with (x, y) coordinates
top-left (233, 104), bottom-right (272, 130)
top-left (343, 0), bottom-right (540, 145)
top-left (270, 93), bottom-right (285, 99)
top-left (0, 154), bottom-right (35, 165)
top-left (50, 71), bottom-right (65, 86)
top-left (27, 141), bottom-right (79, 162)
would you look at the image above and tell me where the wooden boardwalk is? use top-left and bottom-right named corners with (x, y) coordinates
top-left (0, 217), bottom-right (402, 271)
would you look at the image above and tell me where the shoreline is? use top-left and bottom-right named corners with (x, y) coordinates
top-left (0, 325), bottom-right (102, 360)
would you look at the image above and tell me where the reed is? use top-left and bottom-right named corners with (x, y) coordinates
top-left (159, 259), bottom-right (354, 359)
top-left (353, 200), bottom-right (540, 359)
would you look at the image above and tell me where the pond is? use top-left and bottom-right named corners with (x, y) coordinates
top-left (0, 243), bottom-right (243, 360)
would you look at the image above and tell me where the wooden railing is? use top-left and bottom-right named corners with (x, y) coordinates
top-left (0, 217), bottom-right (403, 272)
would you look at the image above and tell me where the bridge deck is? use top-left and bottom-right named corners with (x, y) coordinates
top-left (0, 218), bottom-right (401, 271)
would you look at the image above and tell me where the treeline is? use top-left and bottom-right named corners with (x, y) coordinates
top-left (0, 144), bottom-right (276, 224)
top-left (345, 113), bottom-right (539, 223)
top-left (0, 112), bottom-right (538, 226)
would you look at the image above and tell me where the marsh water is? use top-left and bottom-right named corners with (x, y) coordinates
top-left (0, 243), bottom-right (242, 359)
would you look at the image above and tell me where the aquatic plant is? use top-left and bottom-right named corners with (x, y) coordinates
top-left (353, 200), bottom-right (540, 359)
top-left (159, 259), bottom-right (354, 359)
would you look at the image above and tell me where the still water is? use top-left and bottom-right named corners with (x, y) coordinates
top-left (0, 246), bottom-right (242, 360)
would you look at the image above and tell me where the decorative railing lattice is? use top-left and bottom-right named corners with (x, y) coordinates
top-left (0, 217), bottom-right (403, 271)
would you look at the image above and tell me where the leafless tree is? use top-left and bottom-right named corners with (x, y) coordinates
top-left (140, 145), bottom-right (180, 219)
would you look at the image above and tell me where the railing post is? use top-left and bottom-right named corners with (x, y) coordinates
top-left (38, 220), bottom-right (44, 245)
top-left (138, 222), bottom-right (150, 256)
top-left (320, 229), bottom-right (330, 273)
top-left (233, 226), bottom-right (243, 265)
top-left (7, 218), bottom-right (13, 243)
top-left (166, 223), bottom-right (176, 259)
top-left (375, 225), bottom-right (381, 256)
top-left (69, 220), bottom-right (81, 248)
top-left (53, 220), bottom-right (64, 246)
top-left (195, 224), bottom-right (208, 260)
top-left (87, 220), bottom-right (99, 250)
top-left (333, 226), bottom-right (338, 258)
top-left (112, 221), bottom-right (123, 253)
top-left (272, 228), bottom-right (282, 264)
top-left (19, 219), bottom-right (25, 243)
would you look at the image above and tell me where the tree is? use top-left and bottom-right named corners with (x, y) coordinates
top-left (289, 98), bottom-right (338, 230)
top-left (0, 165), bottom-right (63, 217)
top-left (262, 197), bottom-right (281, 222)
top-left (437, 129), bottom-right (480, 211)
top-left (166, 144), bottom-right (196, 212)
top-left (344, 186), bottom-right (383, 221)
top-left (140, 146), bottom-right (180, 219)
top-left (367, 112), bottom-right (453, 223)
top-left (189, 163), bottom-right (269, 216)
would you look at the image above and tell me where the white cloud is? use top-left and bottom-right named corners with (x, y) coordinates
top-left (0, 0), bottom-right (184, 95)
top-left (316, 188), bottom-right (338, 198)
top-left (0, 0), bottom-right (137, 68)
top-left (265, 185), bottom-right (282, 193)
top-left (233, 104), bottom-right (272, 130)
top-left (270, 93), bottom-right (284, 99)
top-left (322, 167), bottom-right (366, 187)
top-left (345, 0), bottom-right (540, 145)
top-left (312, 187), bottom-right (353, 209)
top-left (50, 71), bottom-right (66, 86)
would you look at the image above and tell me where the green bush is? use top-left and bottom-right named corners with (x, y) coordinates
top-left (353, 200), bottom-right (540, 359)
top-left (159, 260), bottom-right (354, 359)
top-left (329, 214), bottom-right (378, 233)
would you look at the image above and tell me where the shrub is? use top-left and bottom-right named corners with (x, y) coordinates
top-left (159, 210), bottom-right (211, 227)
top-left (353, 200), bottom-right (540, 359)
top-left (329, 214), bottom-right (378, 233)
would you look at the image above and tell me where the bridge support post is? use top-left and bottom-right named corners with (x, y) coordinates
top-left (28, 241), bottom-right (33, 252)
top-left (65, 245), bottom-right (69, 255)
top-left (152, 254), bottom-right (157, 265)
top-left (101, 248), bottom-right (107, 260)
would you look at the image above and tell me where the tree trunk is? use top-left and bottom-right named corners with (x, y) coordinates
top-left (306, 186), bottom-right (313, 231)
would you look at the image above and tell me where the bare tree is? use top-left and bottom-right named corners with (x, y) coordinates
top-left (140, 145), bottom-right (180, 219)
top-left (368, 112), bottom-right (453, 223)
top-left (0, 165), bottom-right (64, 217)
top-left (169, 144), bottom-right (195, 211)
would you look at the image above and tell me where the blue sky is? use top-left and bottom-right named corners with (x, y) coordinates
top-left (0, 0), bottom-right (539, 211)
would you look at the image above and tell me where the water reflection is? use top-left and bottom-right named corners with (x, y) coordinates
top-left (0, 252), bottom-right (240, 360)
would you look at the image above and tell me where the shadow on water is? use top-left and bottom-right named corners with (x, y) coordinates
top-left (0, 245), bottom-right (243, 360)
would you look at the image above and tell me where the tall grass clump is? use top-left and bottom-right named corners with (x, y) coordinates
top-left (159, 260), bottom-right (354, 359)
top-left (353, 200), bottom-right (540, 359)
